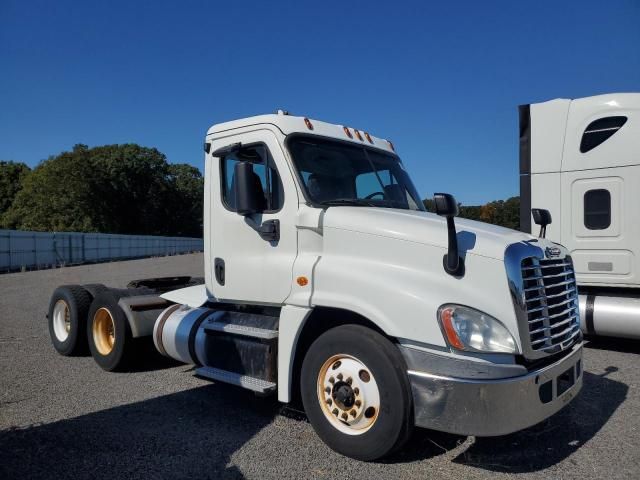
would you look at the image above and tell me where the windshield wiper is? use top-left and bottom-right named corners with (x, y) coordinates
top-left (318, 198), bottom-right (377, 207)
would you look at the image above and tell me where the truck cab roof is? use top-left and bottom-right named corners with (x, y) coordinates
top-left (206, 112), bottom-right (396, 155)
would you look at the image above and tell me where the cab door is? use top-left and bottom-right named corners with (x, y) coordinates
top-left (208, 129), bottom-right (299, 304)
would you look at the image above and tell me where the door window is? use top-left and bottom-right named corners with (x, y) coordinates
top-left (584, 189), bottom-right (611, 230)
top-left (221, 144), bottom-right (284, 213)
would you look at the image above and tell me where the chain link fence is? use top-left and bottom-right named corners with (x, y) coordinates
top-left (0, 230), bottom-right (203, 273)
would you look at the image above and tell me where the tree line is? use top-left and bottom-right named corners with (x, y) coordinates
top-left (1, 144), bottom-right (203, 237)
top-left (424, 196), bottom-right (521, 230)
top-left (1, 145), bottom-right (520, 237)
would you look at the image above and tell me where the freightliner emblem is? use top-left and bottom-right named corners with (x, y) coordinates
top-left (545, 246), bottom-right (562, 258)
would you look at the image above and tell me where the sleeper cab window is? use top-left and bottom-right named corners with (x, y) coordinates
top-left (221, 145), bottom-right (284, 213)
top-left (584, 189), bottom-right (611, 230)
top-left (580, 116), bottom-right (627, 153)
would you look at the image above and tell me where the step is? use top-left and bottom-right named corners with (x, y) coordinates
top-left (195, 366), bottom-right (277, 394)
top-left (203, 321), bottom-right (278, 340)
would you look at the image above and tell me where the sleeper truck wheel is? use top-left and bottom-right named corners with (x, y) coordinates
top-left (48, 285), bottom-right (92, 356)
top-left (301, 324), bottom-right (413, 461)
top-left (87, 292), bottom-right (134, 371)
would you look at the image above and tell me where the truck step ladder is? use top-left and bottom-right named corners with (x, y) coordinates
top-left (195, 366), bottom-right (277, 395)
top-left (203, 321), bottom-right (278, 340)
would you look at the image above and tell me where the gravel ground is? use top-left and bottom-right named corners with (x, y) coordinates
top-left (1, 253), bottom-right (638, 479)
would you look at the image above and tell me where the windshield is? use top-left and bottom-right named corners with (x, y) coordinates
top-left (287, 135), bottom-right (425, 211)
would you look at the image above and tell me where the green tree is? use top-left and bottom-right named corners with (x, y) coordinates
top-left (165, 163), bottom-right (204, 237)
top-left (2, 144), bottom-right (203, 236)
top-left (0, 161), bottom-right (31, 215)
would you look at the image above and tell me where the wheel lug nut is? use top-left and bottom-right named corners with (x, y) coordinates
top-left (346, 377), bottom-right (352, 385)
top-left (341, 412), bottom-right (348, 421)
top-left (332, 408), bottom-right (339, 416)
top-left (337, 373), bottom-right (343, 381)
top-left (325, 387), bottom-right (331, 394)
top-left (329, 377), bottom-right (335, 384)
top-left (354, 388), bottom-right (359, 395)
top-left (350, 409), bottom-right (357, 417)
top-left (326, 398), bottom-right (332, 405)
top-left (355, 400), bottom-right (361, 407)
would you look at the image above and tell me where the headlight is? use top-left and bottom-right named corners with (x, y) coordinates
top-left (438, 304), bottom-right (517, 354)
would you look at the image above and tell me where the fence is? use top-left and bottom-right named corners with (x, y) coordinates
top-left (0, 230), bottom-right (204, 273)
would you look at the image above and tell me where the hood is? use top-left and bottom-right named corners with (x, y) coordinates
top-left (322, 207), bottom-right (534, 260)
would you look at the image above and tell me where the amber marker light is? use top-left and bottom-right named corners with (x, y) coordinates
top-left (343, 126), bottom-right (353, 138)
top-left (304, 117), bottom-right (314, 130)
top-left (439, 306), bottom-right (465, 350)
top-left (296, 276), bottom-right (309, 286)
top-left (354, 129), bottom-right (364, 141)
top-left (364, 132), bottom-right (373, 144)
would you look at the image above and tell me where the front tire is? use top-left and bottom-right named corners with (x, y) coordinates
top-left (301, 324), bottom-right (413, 461)
top-left (48, 285), bottom-right (92, 356)
top-left (87, 292), bottom-right (134, 371)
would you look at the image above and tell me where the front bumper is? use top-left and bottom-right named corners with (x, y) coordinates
top-left (406, 343), bottom-right (583, 436)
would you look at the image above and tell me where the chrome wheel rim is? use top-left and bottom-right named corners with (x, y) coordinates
top-left (317, 354), bottom-right (380, 435)
top-left (93, 308), bottom-right (115, 355)
top-left (52, 300), bottom-right (71, 342)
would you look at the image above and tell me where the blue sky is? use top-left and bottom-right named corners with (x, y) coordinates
top-left (1, 0), bottom-right (638, 204)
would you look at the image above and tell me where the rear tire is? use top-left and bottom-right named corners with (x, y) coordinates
top-left (48, 285), bottom-right (92, 356)
top-left (301, 324), bottom-right (413, 461)
top-left (87, 292), bottom-right (134, 371)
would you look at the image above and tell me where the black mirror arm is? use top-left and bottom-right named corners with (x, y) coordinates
top-left (443, 216), bottom-right (464, 276)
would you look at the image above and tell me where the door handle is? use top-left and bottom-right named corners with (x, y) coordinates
top-left (214, 258), bottom-right (225, 285)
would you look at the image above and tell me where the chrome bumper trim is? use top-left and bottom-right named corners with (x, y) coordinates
top-left (409, 343), bottom-right (583, 436)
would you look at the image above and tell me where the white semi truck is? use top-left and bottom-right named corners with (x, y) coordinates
top-left (48, 112), bottom-right (583, 460)
top-left (519, 93), bottom-right (639, 339)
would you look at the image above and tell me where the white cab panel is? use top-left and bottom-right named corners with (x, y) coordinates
top-left (562, 93), bottom-right (640, 172)
top-left (528, 93), bottom-right (640, 287)
top-left (206, 127), bottom-right (300, 304)
top-left (310, 208), bottom-right (523, 350)
top-left (530, 99), bottom-right (570, 174)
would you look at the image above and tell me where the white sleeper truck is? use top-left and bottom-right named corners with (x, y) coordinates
top-left (519, 93), bottom-right (640, 339)
top-left (48, 112), bottom-right (583, 460)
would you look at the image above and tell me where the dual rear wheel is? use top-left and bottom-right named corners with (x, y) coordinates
top-left (48, 286), bottom-right (134, 371)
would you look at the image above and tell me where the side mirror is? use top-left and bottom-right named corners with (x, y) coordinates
top-left (531, 208), bottom-right (552, 238)
top-left (434, 193), bottom-right (459, 217)
top-left (434, 193), bottom-right (464, 276)
top-left (234, 161), bottom-right (264, 216)
top-left (211, 142), bottom-right (241, 157)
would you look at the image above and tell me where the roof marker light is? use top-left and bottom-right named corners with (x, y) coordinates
top-left (364, 132), bottom-right (373, 144)
top-left (354, 129), bottom-right (363, 141)
top-left (343, 126), bottom-right (353, 138)
top-left (304, 117), bottom-right (314, 130)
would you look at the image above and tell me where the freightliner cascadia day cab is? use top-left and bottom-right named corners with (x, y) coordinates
top-left (48, 112), bottom-right (584, 460)
top-left (519, 93), bottom-right (640, 340)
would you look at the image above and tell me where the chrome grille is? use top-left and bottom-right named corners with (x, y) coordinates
top-left (521, 256), bottom-right (580, 353)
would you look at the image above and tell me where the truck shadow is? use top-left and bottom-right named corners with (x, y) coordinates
top-left (0, 385), bottom-right (279, 480)
top-left (448, 369), bottom-right (627, 472)
top-left (0, 369), bottom-right (626, 477)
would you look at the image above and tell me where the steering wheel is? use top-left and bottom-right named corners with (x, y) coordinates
top-left (365, 192), bottom-right (385, 200)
